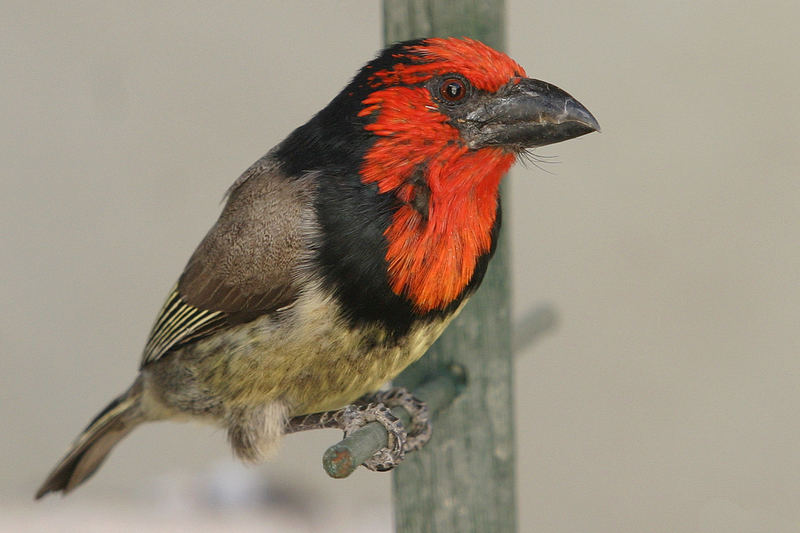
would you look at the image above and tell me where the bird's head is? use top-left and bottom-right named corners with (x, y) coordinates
top-left (349, 37), bottom-right (599, 193)
top-left (360, 38), bottom-right (597, 148)
top-left (282, 38), bottom-right (599, 314)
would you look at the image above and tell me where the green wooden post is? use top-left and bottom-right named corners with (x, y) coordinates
top-left (384, 2), bottom-right (516, 532)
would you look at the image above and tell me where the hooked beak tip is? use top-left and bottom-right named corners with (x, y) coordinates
top-left (564, 99), bottom-right (601, 134)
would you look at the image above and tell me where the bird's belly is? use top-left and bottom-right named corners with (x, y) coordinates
top-left (172, 290), bottom-right (457, 416)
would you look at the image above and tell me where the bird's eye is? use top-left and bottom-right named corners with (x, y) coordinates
top-left (439, 78), bottom-right (467, 102)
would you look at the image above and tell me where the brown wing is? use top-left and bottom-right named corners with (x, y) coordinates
top-left (140, 158), bottom-right (316, 367)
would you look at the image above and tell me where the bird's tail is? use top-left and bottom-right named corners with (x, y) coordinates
top-left (35, 382), bottom-right (144, 499)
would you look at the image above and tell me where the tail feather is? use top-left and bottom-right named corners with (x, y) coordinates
top-left (35, 387), bottom-right (142, 499)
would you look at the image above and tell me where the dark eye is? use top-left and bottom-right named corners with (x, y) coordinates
top-left (439, 78), bottom-right (467, 102)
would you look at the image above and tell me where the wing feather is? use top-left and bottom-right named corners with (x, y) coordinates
top-left (139, 159), bottom-right (316, 368)
top-left (141, 287), bottom-right (226, 366)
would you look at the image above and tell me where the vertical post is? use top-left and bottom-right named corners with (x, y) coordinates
top-left (384, 2), bottom-right (515, 532)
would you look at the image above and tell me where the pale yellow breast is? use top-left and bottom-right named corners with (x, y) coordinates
top-left (183, 286), bottom-right (460, 415)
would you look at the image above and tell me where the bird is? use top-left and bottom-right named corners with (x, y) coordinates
top-left (36, 37), bottom-right (598, 498)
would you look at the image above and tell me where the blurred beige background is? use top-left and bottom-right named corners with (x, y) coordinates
top-left (2, 1), bottom-right (799, 532)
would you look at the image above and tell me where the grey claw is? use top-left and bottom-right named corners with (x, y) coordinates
top-left (341, 402), bottom-right (407, 471)
top-left (373, 387), bottom-right (432, 453)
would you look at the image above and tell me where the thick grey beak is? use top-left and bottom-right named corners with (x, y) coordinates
top-left (466, 78), bottom-right (600, 150)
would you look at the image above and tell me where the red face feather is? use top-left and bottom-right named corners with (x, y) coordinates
top-left (368, 37), bottom-right (525, 92)
top-left (358, 38), bottom-right (523, 312)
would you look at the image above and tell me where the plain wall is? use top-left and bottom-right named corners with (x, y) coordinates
top-left (2, 1), bottom-right (798, 531)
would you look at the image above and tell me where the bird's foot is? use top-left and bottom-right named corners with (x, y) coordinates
top-left (340, 387), bottom-right (431, 471)
top-left (371, 387), bottom-right (432, 453)
top-left (340, 401), bottom-right (406, 471)
top-left (284, 387), bottom-right (431, 471)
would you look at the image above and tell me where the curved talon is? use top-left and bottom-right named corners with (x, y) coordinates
top-left (341, 403), bottom-right (407, 471)
top-left (328, 388), bottom-right (433, 472)
top-left (374, 387), bottom-right (432, 452)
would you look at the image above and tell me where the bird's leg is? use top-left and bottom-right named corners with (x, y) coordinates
top-left (284, 410), bottom-right (347, 433)
top-left (284, 387), bottom-right (432, 471)
top-left (285, 399), bottom-right (407, 471)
